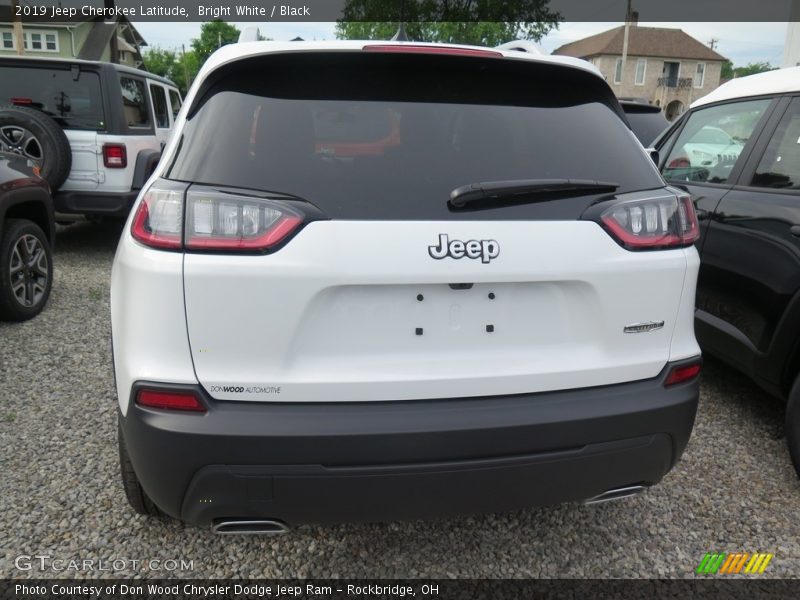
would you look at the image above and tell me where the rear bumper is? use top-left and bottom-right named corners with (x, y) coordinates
top-left (119, 360), bottom-right (699, 526)
top-left (54, 189), bottom-right (138, 216)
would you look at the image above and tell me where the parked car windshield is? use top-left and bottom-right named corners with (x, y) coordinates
top-left (168, 52), bottom-right (663, 220)
top-left (0, 65), bottom-right (105, 130)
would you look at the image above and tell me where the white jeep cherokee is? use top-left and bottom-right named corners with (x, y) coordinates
top-left (111, 40), bottom-right (702, 533)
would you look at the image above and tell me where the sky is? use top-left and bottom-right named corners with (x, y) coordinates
top-left (134, 21), bottom-right (789, 68)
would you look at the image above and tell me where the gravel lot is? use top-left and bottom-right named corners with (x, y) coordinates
top-left (1, 220), bottom-right (799, 579)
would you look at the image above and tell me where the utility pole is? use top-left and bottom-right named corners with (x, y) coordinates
top-left (181, 44), bottom-right (190, 92)
top-left (621, 0), bottom-right (632, 83)
top-left (10, 0), bottom-right (24, 55)
top-left (708, 38), bottom-right (719, 51)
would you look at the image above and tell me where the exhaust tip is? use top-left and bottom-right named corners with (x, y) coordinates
top-left (212, 519), bottom-right (290, 535)
top-left (583, 485), bottom-right (648, 505)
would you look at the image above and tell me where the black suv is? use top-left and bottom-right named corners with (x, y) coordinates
top-left (619, 98), bottom-right (669, 147)
top-left (0, 151), bottom-right (54, 320)
top-left (653, 69), bottom-right (800, 474)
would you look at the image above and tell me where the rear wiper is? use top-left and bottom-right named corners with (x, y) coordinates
top-left (448, 179), bottom-right (620, 209)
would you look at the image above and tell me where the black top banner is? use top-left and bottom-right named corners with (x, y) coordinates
top-left (0, 0), bottom-right (799, 23)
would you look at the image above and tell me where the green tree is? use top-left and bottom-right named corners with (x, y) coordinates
top-left (191, 19), bottom-right (241, 64)
top-left (720, 59), bottom-right (734, 80)
top-left (733, 62), bottom-right (777, 78)
top-left (337, 21), bottom-right (554, 46)
top-left (143, 47), bottom-right (179, 80)
top-left (174, 50), bottom-right (201, 96)
top-left (142, 46), bottom-right (199, 96)
top-left (336, 0), bottom-right (559, 46)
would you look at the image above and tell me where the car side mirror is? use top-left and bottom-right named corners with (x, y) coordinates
top-left (645, 148), bottom-right (659, 166)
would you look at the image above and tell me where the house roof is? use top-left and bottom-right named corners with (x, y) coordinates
top-left (553, 26), bottom-right (726, 62)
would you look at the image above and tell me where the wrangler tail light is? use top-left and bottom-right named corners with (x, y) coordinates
top-left (136, 388), bottom-right (206, 412)
top-left (103, 143), bottom-right (127, 168)
top-left (130, 181), bottom-right (307, 252)
top-left (597, 193), bottom-right (699, 250)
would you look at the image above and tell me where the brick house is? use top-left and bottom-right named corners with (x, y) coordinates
top-left (553, 23), bottom-right (727, 121)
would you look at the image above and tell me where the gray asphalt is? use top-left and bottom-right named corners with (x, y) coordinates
top-left (1, 220), bottom-right (798, 579)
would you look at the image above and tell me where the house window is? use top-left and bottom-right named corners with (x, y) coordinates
top-left (2, 31), bottom-right (15, 50)
top-left (635, 58), bottom-right (647, 85)
top-left (614, 58), bottom-right (623, 84)
top-left (695, 63), bottom-right (705, 88)
top-left (22, 30), bottom-right (59, 53)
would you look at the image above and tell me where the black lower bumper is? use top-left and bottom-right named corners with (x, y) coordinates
top-left (54, 189), bottom-right (138, 216)
top-left (119, 361), bottom-right (699, 526)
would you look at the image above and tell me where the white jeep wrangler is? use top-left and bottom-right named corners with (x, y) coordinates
top-left (0, 56), bottom-right (181, 217)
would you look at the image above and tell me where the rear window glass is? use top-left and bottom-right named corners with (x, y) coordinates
top-left (169, 89), bottom-right (182, 120)
top-left (120, 77), bottom-right (149, 127)
top-left (0, 65), bottom-right (104, 130)
top-left (150, 84), bottom-right (169, 128)
top-left (168, 53), bottom-right (662, 220)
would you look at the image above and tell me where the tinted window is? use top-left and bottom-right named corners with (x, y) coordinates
top-left (169, 89), bottom-right (182, 119)
top-left (169, 53), bottom-right (662, 221)
top-left (624, 110), bottom-right (669, 146)
top-left (752, 97), bottom-right (800, 190)
top-left (150, 84), bottom-right (169, 128)
top-left (662, 99), bottom-right (770, 184)
top-left (120, 77), bottom-right (149, 127)
top-left (0, 65), bottom-right (104, 130)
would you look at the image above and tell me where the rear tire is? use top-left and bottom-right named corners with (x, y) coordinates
top-left (118, 419), bottom-right (164, 517)
top-left (0, 219), bottom-right (53, 321)
top-left (0, 105), bottom-right (72, 191)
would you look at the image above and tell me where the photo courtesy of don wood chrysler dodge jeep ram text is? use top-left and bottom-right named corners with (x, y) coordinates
top-left (111, 40), bottom-right (702, 534)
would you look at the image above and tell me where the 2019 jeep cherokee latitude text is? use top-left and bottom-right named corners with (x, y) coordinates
top-left (111, 41), bottom-right (702, 530)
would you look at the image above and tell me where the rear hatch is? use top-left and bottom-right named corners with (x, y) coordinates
top-left (164, 49), bottom-right (690, 402)
top-left (0, 62), bottom-right (103, 190)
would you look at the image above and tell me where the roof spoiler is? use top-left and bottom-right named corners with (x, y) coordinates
top-left (238, 27), bottom-right (261, 43)
top-left (495, 40), bottom-right (544, 55)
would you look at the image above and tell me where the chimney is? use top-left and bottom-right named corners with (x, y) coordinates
top-left (630, 11), bottom-right (639, 26)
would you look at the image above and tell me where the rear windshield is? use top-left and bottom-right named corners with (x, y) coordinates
top-left (168, 53), bottom-right (662, 220)
top-left (0, 65), bottom-right (105, 130)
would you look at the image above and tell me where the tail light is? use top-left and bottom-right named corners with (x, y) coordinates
top-left (664, 360), bottom-right (702, 386)
top-left (136, 388), bottom-right (206, 412)
top-left (130, 181), bottom-right (306, 253)
top-left (596, 193), bottom-right (699, 250)
top-left (131, 185), bottom-right (183, 249)
top-left (667, 156), bottom-right (690, 169)
top-left (103, 143), bottom-right (127, 168)
top-left (184, 189), bottom-right (303, 251)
